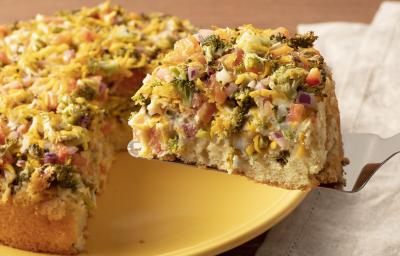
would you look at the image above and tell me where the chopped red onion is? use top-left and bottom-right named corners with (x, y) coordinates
top-left (270, 131), bottom-right (287, 149)
top-left (16, 160), bottom-right (26, 167)
top-left (296, 92), bottom-right (315, 107)
top-left (224, 83), bottom-right (238, 96)
top-left (255, 81), bottom-right (265, 90)
top-left (43, 152), bottom-right (58, 164)
top-left (188, 66), bottom-right (198, 81)
top-left (77, 114), bottom-right (91, 128)
top-left (182, 123), bottom-right (197, 139)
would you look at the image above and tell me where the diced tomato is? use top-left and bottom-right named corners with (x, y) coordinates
top-left (306, 68), bottom-right (321, 86)
top-left (148, 128), bottom-right (162, 153)
top-left (197, 103), bottom-right (217, 125)
top-left (192, 93), bottom-right (207, 109)
top-left (0, 123), bottom-right (8, 145)
top-left (3, 154), bottom-right (14, 165)
top-left (0, 134), bottom-right (5, 145)
top-left (81, 29), bottom-right (97, 42)
top-left (287, 104), bottom-right (305, 122)
top-left (52, 32), bottom-right (72, 45)
top-left (0, 51), bottom-right (10, 65)
top-left (208, 76), bottom-right (227, 104)
top-left (0, 25), bottom-right (10, 38)
top-left (72, 154), bottom-right (88, 168)
top-left (115, 69), bottom-right (146, 95)
top-left (248, 65), bottom-right (264, 74)
top-left (233, 49), bottom-right (244, 66)
top-left (55, 145), bottom-right (70, 163)
top-left (101, 122), bottom-right (113, 136)
top-left (67, 79), bottom-right (77, 93)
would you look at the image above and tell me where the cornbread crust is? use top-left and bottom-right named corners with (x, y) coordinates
top-left (315, 74), bottom-right (343, 185)
top-left (0, 199), bottom-right (86, 255)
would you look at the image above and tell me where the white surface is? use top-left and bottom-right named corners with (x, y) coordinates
top-left (257, 2), bottom-right (400, 256)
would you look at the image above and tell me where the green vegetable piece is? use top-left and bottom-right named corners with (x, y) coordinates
top-left (88, 59), bottom-right (119, 76)
top-left (230, 88), bottom-right (255, 133)
top-left (28, 144), bottom-right (43, 158)
top-left (244, 53), bottom-right (264, 72)
top-left (269, 66), bottom-right (308, 99)
top-left (288, 31), bottom-right (318, 49)
top-left (171, 78), bottom-right (195, 106)
top-left (201, 35), bottom-right (227, 63)
top-left (54, 164), bottom-right (79, 190)
top-left (167, 136), bottom-right (180, 155)
top-left (74, 85), bottom-right (97, 101)
top-left (276, 150), bottom-right (290, 166)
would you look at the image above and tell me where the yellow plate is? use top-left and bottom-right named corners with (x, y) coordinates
top-left (0, 153), bottom-right (307, 256)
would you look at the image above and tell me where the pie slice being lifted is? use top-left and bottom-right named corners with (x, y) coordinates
top-left (129, 25), bottom-right (344, 190)
top-left (0, 3), bottom-right (195, 254)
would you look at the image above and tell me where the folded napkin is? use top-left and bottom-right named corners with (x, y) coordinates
top-left (257, 2), bottom-right (400, 256)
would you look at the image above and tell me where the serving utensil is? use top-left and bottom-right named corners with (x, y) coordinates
top-left (321, 133), bottom-right (400, 192)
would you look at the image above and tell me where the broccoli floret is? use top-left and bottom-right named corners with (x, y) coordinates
top-left (88, 59), bottom-right (119, 76)
top-left (243, 53), bottom-right (264, 72)
top-left (28, 144), bottom-right (43, 158)
top-left (131, 93), bottom-right (149, 109)
top-left (167, 136), bottom-right (180, 155)
top-left (270, 33), bottom-right (287, 43)
top-left (53, 164), bottom-right (79, 191)
top-left (230, 88), bottom-right (255, 133)
top-left (233, 88), bottom-right (254, 109)
top-left (231, 106), bottom-right (246, 133)
top-left (201, 35), bottom-right (228, 63)
top-left (171, 78), bottom-right (196, 106)
top-left (288, 31), bottom-right (318, 49)
top-left (74, 84), bottom-right (97, 101)
top-left (59, 101), bottom-right (92, 126)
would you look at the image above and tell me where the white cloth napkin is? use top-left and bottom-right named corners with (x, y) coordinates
top-left (256, 2), bottom-right (400, 256)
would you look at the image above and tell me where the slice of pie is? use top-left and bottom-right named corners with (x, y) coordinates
top-left (0, 3), bottom-right (195, 254)
top-left (129, 25), bottom-right (344, 190)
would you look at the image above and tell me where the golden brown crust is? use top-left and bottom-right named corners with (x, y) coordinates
top-left (315, 74), bottom-right (344, 184)
top-left (0, 199), bottom-right (85, 255)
